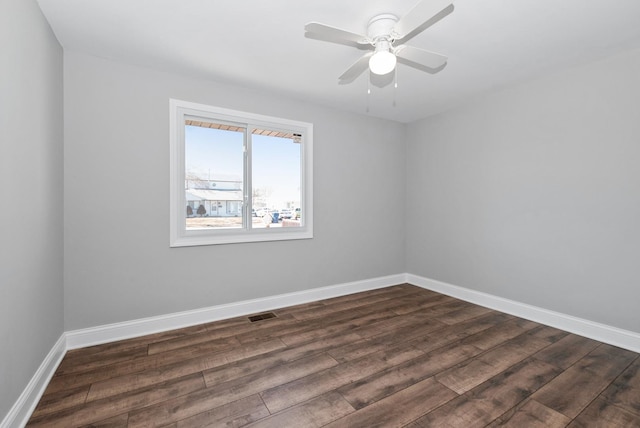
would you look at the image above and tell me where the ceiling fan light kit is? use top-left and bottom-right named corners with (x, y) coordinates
top-left (305, 0), bottom-right (454, 84)
top-left (369, 40), bottom-right (397, 75)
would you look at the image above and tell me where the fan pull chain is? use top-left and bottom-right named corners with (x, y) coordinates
top-left (393, 67), bottom-right (398, 107)
top-left (366, 73), bottom-right (371, 113)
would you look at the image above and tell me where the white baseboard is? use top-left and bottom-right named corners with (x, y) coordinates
top-left (1, 334), bottom-right (66, 428)
top-left (407, 273), bottom-right (640, 354)
top-left (66, 273), bottom-right (406, 350)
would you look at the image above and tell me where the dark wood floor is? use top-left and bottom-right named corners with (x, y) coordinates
top-left (27, 284), bottom-right (640, 427)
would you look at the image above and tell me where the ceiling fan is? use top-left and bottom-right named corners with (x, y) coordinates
top-left (304, 0), bottom-right (454, 84)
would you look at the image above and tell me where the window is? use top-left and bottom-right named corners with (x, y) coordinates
top-left (170, 99), bottom-right (313, 246)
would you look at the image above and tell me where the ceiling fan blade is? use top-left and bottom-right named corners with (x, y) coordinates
top-left (394, 0), bottom-right (454, 44)
top-left (395, 45), bottom-right (447, 73)
top-left (339, 53), bottom-right (373, 84)
top-left (305, 22), bottom-right (369, 48)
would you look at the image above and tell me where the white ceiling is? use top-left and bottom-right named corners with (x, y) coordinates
top-left (37, 0), bottom-right (640, 123)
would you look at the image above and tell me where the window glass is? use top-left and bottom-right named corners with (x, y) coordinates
top-left (185, 122), bottom-right (244, 230)
top-left (252, 130), bottom-right (301, 229)
top-left (170, 99), bottom-right (313, 247)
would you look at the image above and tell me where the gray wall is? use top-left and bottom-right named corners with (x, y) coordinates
top-left (406, 48), bottom-right (640, 332)
top-left (0, 0), bottom-right (64, 419)
top-left (63, 52), bottom-right (406, 330)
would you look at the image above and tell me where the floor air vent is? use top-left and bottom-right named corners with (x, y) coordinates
top-left (248, 312), bottom-right (277, 322)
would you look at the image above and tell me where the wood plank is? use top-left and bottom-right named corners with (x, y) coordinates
top-left (414, 358), bottom-right (562, 427)
top-left (326, 316), bottom-right (446, 363)
top-left (55, 346), bottom-right (149, 376)
top-left (86, 338), bottom-right (286, 402)
top-left (324, 377), bottom-right (457, 428)
top-left (436, 359), bottom-right (497, 396)
top-left (600, 356), bottom-right (640, 417)
top-left (435, 304), bottom-right (496, 325)
top-left (349, 310), bottom-right (443, 341)
top-left (435, 329), bottom-right (552, 394)
top-left (338, 342), bottom-right (482, 409)
top-left (151, 334), bottom-right (272, 368)
top-left (44, 353), bottom-right (157, 395)
top-left (410, 312), bottom-right (513, 354)
top-left (260, 343), bottom-right (424, 413)
top-left (532, 333), bottom-right (600, 369)
top-left (126, 353), bottom-right (338, 427)
top-left (525, 324), bottom-right (569, 344)
top-left (47, 334), bottom-right (246, 395)
top-left (458, 317), bottom-right (540, 351)
top-left (568, 397), bottom-right (640, 427)
top-left (79, 412), bottom-right (129, 427)
top-left (419, 300), bottom-right (479, 319)
top-left (202, 332), bottom-right (363, 386)
top-left (26, 373), bottom-right (206, 427)
top-left (245, 392), bottom-right (354, 428)
top-left (30, 385), bottom-right (90, 419)
top-left (388, 292), bottom-right (456, 315)
top-left (531, 344), bottom-right (638, 419)
top-left (278, 309), bottom-right (399, 347)
top-left (169, 394), bottom-right (270, 428)
top-left (488, 399), bottom-right (571, 427)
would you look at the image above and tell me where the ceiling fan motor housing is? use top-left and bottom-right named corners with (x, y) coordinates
top-left (367, 14), bottom-right (398, 42)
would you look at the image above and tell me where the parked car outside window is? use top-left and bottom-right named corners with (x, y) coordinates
top-left (280, 209), bottom-right (293, 219)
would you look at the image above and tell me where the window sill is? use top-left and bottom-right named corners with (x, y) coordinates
top-left (170, 228), bottom-right (313, 247)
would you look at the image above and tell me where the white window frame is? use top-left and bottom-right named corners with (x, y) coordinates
top-left (170, 99), bottom-right (313, 247)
